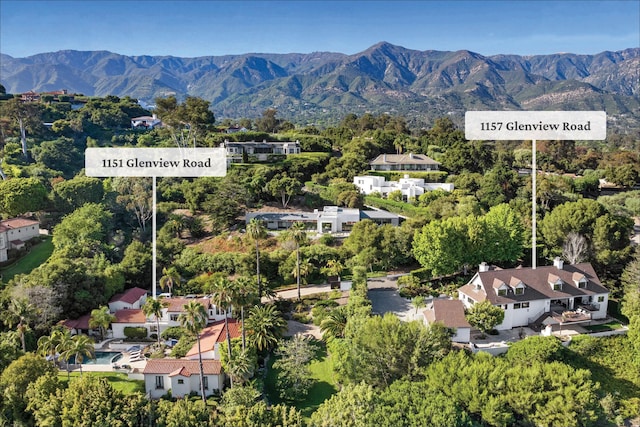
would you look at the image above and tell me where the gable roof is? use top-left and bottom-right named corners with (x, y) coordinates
top-left (143, 359), bottom-right (222, 375)
top-left (459, 262), bottom-right (607, 305)
top-left (0, 217), bottom-right (39, 232)
top-left (60, 313), bottom-right (92, 330)
top-left (110, 287), bottom-right (147, 304)
top-left (113, 309), bottom-right (146, 323)
top-left (185, 319), bottom-right (242, 358)
top-left (370, 153), bottom-right (440, 166)
top-left (424, 299), bottom-right (471, 328)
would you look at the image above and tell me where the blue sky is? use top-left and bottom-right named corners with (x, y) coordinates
top-left (1, 1), bottom-right (638, 58)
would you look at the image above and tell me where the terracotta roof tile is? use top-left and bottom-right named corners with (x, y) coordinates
top-left (0, 218), bottom-right (39, 229)
top-left (185, 319), bottom-right (242, 358)
top-left (165, 297), bottom-right (210, 312)
top-left (110, 287), bottom-right (148, 304)
top-left (113, 309), bottom-right (146, 323)
top-left (143, 358), bottom-right (222, 375)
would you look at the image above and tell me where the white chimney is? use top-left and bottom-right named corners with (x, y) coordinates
top-left (409, 153), bottom-right (413, 159)
top-left (479, 262), bottom-right (489, 272)
top-left (553, 257), bottom-right (564, 270)
top-left (383, 154), bottom-right (386, 162)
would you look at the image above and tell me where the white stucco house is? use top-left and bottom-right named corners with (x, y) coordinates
top-left (246, 206), bottom-right (399, 234)
top-left (143, 359), bottom-right (223, 399)
top-left (110, 296), bottom-right (231, 339)
top-left (184, 319), bottom-right (242, 360)
top-left (108, 287), bottom-right (148, 312)
top-left (354, 175), bottom-right (453, 200)
top-left (0, 217), bottom-right (40, 262)
top-left (222, 139), bottom-right (301, 164)
top-left (423, 299), bottom-right (471, 343)
top-left (131, 114), bottom-right (162, 129)
top-left (458, 258), bottom-right (609, 331)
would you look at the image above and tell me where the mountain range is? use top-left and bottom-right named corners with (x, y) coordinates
top-left (1, 42), bottom-right (639, 129)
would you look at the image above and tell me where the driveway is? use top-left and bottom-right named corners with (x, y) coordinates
top-left (367, 276), bottom-right (421, 322)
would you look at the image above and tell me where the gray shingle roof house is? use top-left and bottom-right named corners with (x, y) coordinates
top-left (458, 258), bottom-right (608, 330)
top-left (370, 153), bottom-right (440, 171)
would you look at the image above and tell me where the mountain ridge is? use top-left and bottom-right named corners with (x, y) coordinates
top-left (1, 43), bottom-right (638, 128)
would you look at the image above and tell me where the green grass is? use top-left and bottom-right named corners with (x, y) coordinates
top-left (1, 236), bottom-right (53, 284)
top-left (583, 321), bottom-right (624, 332)
top-left (57, 371), bottom-right (145, 394)
top-left (264, 340), bottom-right (338, 421)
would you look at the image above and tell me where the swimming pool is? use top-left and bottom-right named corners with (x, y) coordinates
top-left (69, 351), bottom-right (123, 365)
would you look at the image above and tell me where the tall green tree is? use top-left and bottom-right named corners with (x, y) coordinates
top-left (233, 276), bottom-right (258, 352)
top-left (112, 177), bottom-right (153, 233)
top-left (159, 266), bottom-right (181, 295)
top-left (621, 248), bottom-right (640, 368)
top-left (266, 173), bottom-right (301, 208)
top-left (209, 276), bottom-right (235, 373)
top-left (284, 221), bottom-right (308, 300)
top-left (0, 177), bottom-right (48, 217)
top-left (273, 334), bottom-right (315, 401)
top-left (52, 202), bottom-right (113, 257)
top-left (62, 334), bottom-right (95, 376)
top-left (154, 95), bottom-right (214, 148)
top-left (246, 218), bottom-right (267, 298)
top-left (179, 300), bottom-right (209, 402)
top-left (4, 297), bottom-right (38, 352)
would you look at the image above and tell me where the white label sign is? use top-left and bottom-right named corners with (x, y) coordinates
top-left (465, 111), bottom-right (606, 140)
top-left (85, 147), bottom-right (227, 177)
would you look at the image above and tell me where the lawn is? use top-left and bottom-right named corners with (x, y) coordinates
top-left (58, 371), bottom-right (145, 394)
top-left (264, 340), bottom-right (338, 420)
top-left (583, 321), bottom-right (625, 332)
top-left (1, 236), bottom-right (53, 284)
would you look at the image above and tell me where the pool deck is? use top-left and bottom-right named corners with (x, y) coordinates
top-left (67, 350), bottom-right (148, 373)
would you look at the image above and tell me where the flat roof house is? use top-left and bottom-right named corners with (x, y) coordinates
top-left (458, 258), bottom-right (608, 330)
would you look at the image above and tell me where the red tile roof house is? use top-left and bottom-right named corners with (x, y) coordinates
top-left (185, 319), bottom-right (242, 360)
top-left (108, 287), bottom-right (148, 312)
top-left (423, 299), bottom-right (471, 343)
top-left (143, 359), bottom-right (223, 399)
top-left (458, 258), bottom-right (609, 331)
top-left (0, 217), bottom-right (40, 262)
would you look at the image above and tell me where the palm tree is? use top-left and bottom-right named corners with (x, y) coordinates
top-left (179, 301), bottom-right (208, 401)
top-left (246, 218), bottom-right (267, 298)
top-left (285, 221), bottom-right (308, 301)
top-left (292, 258), bottom-right (314, 287)
top-left (55, 328), bottom-right (74, 380)
top-left (159, 266), bottom-right (181, 296)
top-left (320, 307), bottom-right (348, 339)
top-left (37, 332), bottom-right (59, 366)
top-left (89, 306), bottom-right (116, 342)
top-left (227, 349), bottom-right (254, 386)
top-left (245, 304), bottom-right (287, 352)
top-left (62, 334), bottom-right (95, 377)
top-left (143, 298), bottom-right (168, 348)
top-left (233, 276), bottom-right (258, 352)
top-left (209, 276), bottom-right (235, 366)
top-left (165, 213), bottom-right (186, 238)
top-left (5, 298), bottom-right (37, 352)
top-left (324, 259), bottom-right (345, 282)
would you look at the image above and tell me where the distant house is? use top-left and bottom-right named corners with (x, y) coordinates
top-left (60, 313), bottom-right (92, 336)
top-left (354, 175), bottom-right (453, 199)
top-left (111, 309), bottom-right (148, 338)
top-left (143, 359), bottom-right (224, 399)
top-left (369, 153), bottom-right (440, 171)
top-left (245, 206), bottom-right (400, 234)
top-left (0, 217), bottom-right (40, 262)
top-left (221, 140), bottom-right (301, 164)
top-left (131, 114), bottom-right (162, 129)
top-left (185, 319), bottom-right (242, 360)
top-left (225, 126), bottom-right (248, 134)
top-left (423, 299), bottom-right (471, 343)
top-left (458, 258), bottom-right (609, 330)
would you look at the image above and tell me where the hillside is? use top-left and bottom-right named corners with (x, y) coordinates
top-left (1, 42), bottom-right (638, 129)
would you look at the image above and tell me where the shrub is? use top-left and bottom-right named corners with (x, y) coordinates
top-left (124, 327), bottom-right (148, 340)
top-left (161, 326), bottom-right (186, 340)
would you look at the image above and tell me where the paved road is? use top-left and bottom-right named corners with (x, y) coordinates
top-left (367, 276), bottom-right (421, 321)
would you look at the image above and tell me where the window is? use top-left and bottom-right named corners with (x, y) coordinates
top-left (522, 302), bottom-right (530, 308)
top-left (515, 288), bottom-right (524, 295)
top-left (177, 379), bottom-right (184, 385)
top-left (498, 289), bottom-right (507, 296)
top-left (202, 377), bottom-right (209, 390)
top-left (598, 296), bottom-right (605, 302)
top-left (578, 282), bottom-right (586, 289)
top-left (553, 283), bottom-right (562, 291)
top-left (513, 303), bottom-right (522, 309)
top-left (170, 314), bottom-right (179, 321)
top-left (155, 376), bottom-right (164, 389)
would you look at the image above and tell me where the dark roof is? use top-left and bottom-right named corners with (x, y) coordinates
top-left (424, 299), bottom-right (470, 328)
top-left (459, 263), bottom-right (607, 305)
top-left (360, 210), bottom-right (399, 220)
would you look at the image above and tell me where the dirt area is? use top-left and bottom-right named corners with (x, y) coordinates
top-left (284, 320), bottom-right (323, 339)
